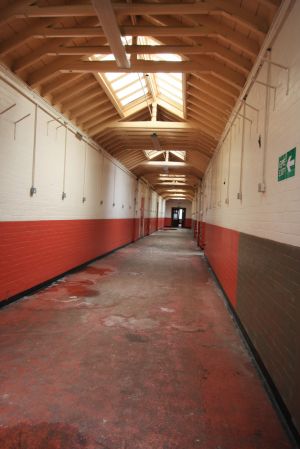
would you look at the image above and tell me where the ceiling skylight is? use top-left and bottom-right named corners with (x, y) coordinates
top-left (93, 36), bottom-right (184, 118)
top-left (144, 150), bottom-right (186, 161)
top-left (144, 150), bottom-right (165, 160)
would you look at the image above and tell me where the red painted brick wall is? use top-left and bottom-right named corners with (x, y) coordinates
top-left (0, 219), bottom-right (136, 303)
top-left (148, 217), bottom-right (158, 234)
top-left (184, 218), bottom-right (192, 228)
top-left (164, 218), bottom-right (172, 227)
top-left (198, 221), bottom-right (206, 249)
top-left (204, 223), bottom-right (240, 307)
top-left (157, 217), bottom-right (164, 229)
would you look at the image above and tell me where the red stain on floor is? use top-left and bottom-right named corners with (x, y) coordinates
top-left (0, 423), bottom-right (89, 449)
top-left (0, 230), bottom-right (293, 449)
top-left (65, 284), bottom-right (98, 297)
top-left (82, 267), bottom-right (114, 276)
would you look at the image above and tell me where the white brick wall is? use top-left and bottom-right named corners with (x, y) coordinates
top-left (0, 72), bottom-right (163, 223)
top-left (202, 1), bottom-right (300, 247)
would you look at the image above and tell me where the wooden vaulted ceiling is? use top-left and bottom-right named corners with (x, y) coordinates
top-left (0, 0), bottom-right (281, 201)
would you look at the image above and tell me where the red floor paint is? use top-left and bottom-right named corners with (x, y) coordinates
top-left (0, 229), bottom-right (292, 449)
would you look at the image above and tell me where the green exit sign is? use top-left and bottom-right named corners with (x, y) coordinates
top-left (278, 147), bottom-right (296, 181)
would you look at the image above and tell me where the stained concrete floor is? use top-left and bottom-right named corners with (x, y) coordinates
top-left (0, 229), bottom-right (293, 449)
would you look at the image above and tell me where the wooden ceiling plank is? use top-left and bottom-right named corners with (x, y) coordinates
top-left (187, 89), bottom-right (231, 116)
top-left (62, 86), bottom-right (104, 112)
top-left (187, 78), bottom-right (235, 108)
top-left (52, 77), bottom-right (96, 104)
top-left (194, 73), bottom-right (239, 99)
top-left (0, 19), bottom-right (53, 56)
top-left (77, 103), bottom-right (113, 126)
top-left (41, 74), bottom-right (82, 96)
top-left (186, 105), bottom-right (224, 130)
top-left (26, 56), bottom-right (79, 88)
top-left (187, 87), bottom-right (230, 113)
top-left (186, 102), bottom-right (226, 127)
top-left (0, 0), bottom-right (35, 27)
top-left (13, 39), bottom-right (69, 72)
top-left (139, 15), bottom-right (259, 57)
top-left (83, 106), bottom-right (117, 130)
top-left (70, 96), bottom-right (111, 118)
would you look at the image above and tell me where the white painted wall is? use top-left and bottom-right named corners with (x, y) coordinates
top-left (201, 1), bottom-right (300, 247)
top-left (165, 200), bottom-right (192, 219)
top-left (135, 181), bottom-right (165, 220)
top-left (0, 71), bottom-right (163, 223)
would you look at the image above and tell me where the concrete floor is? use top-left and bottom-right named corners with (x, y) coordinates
top-left (0, 229), bottom-right (293, 449)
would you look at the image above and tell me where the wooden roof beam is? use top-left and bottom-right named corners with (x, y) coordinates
top-left (9, 2), bottom-right (268, 34)
top-left (186, 106), bottom-right (225, 131)
top-left (194, 74), bottom-right (239, 99)
top-left (56, 60), bottom-right (245, 89)
top-left (187, 78), bottom-right (235, 108)
top-left (83, 106), bottom-right (118, 130)
top-left (61, 87), bottom-right (105, 112)
top-left (52, 77), bottom-right (96, 105)
top-left (41, 74), bottom-right (82, 97)
top-left (70, 99), bottom-right (112, 121)
top-left (91, 0), bottom-right (130, 69)
top-left (34, 26), bottom-right (259, 56)
top-left (0, 19), bottom-right (53, 56)
top-left (187, 89), bottom-right (231, 116)
top-left (77, 104), bottom-right (114, 127)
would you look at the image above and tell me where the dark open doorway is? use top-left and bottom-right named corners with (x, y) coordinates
top-left (171, 207), bottom-right (186, 227)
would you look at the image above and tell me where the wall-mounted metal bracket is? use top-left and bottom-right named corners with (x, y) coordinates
top-left (237, 192), bottom-right (242, 200)
top-left (13, 113), bottom-right (31, 140)
top-left (46, 119), bottom-right (56, 136)
top-left (82, 196), bottom-right (86, 203)
top-left (238, 113), bottom-right (253, 137)
top-left (254, 80), bottom-right (277, 110)
top-left (262, 58), bottom-right (290, 95)
top-left (62, 192), bottom-right (67, 200)
top-left (0, 103), bottom-right (16, 116)
top-left (245, 103), bottom-right (260, 133)
top-left (55, 123), bottom-right (64, 139)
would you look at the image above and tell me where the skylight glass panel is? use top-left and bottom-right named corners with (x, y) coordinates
top-left (93, 36), bottom-right (184, 115)
top-left (121, 89), bottom-right (148, 106)
top-left (159, 174), bottom-right (186, 178)
top-left (116, 80), bottom-right (147, 100)
top-left (158, 80), bottom-right (182, 100)
top-left (111, 73), bottom-right (139, 90)
top-left (144, 150), bottom-right (164, 160)
top-left (171, 151), bottom-right (186, 161)
top-left (106, 72), bottom-right (125, 82)
top-left (157, 73), bottom-right (182, 89)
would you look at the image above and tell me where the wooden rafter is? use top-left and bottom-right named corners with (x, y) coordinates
top-left (4, 2), bottom-right (268, 35)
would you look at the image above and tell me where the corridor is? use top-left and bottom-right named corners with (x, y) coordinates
top-left (0, 230), bottom-right (292, 449)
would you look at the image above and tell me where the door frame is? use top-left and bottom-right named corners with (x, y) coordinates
top-left (171, 207), bottom-right (186, 227)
